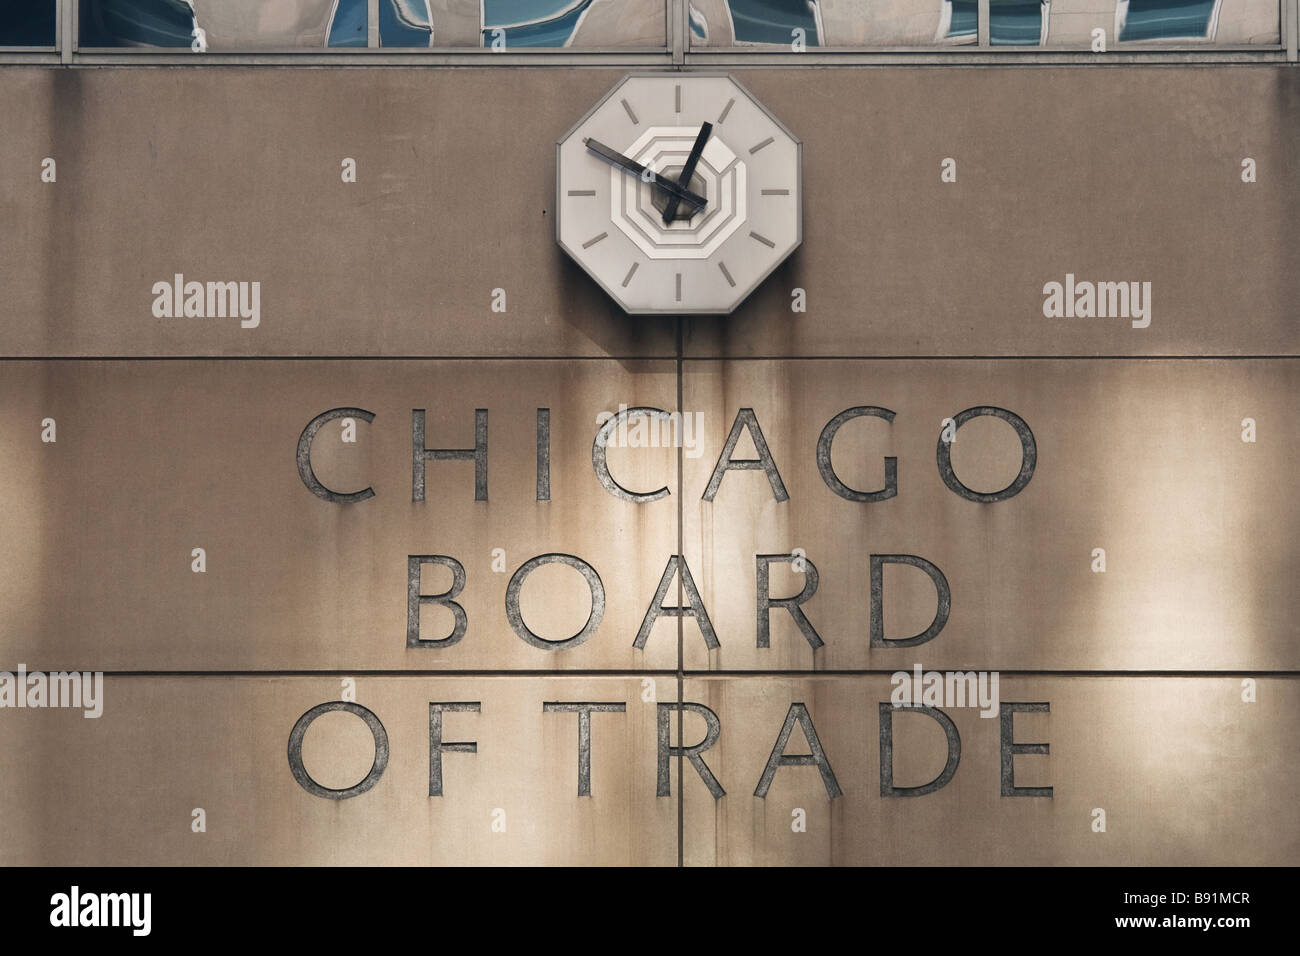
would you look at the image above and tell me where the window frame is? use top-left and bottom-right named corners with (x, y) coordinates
top-left (0, 0), bottom-right (1291, 60)
top-left (68, 0), bottom-right (674, 54)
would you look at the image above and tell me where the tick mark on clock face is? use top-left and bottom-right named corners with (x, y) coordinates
top-left (749, 137), bottom-right (775, 155)
top-left (718, 261), bottom-right (736, 288)
top-left (621, 98), bottom-right (639, 125)
top-left (675, 85), bottom-right (681, 114)
top-left (568, 189), bottom-right (597, 196)
top-left (749, 231), bottom-right (775, 248)
top-left (621, 262), bottom-right (639, 287)
top-left (582, 232), bottom-right (608, 249)
top-left (761, 188), bottom-right (789, 195)
top-left (675, 273), bottom-right (682, 302)
top-left (717, 98), bottom-right (735, 124)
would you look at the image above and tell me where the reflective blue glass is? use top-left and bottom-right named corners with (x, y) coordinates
top-left (381, 0), bottom-right (432, 46)
top-left (1120, 0), bottom-right (1215, 40)
top-left (328, 0), bottom-right (368, 47)
top-left (990, 0), bottom-right (1043, 45)
top-left (79, 0), bottom-right (195, 47)
top-left (729, 0), bottom-right (820, 45)
top-left (948, 0), bottom-right (977, 38)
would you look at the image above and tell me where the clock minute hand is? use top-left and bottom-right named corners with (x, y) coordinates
top-left (584, 137), bottom-right (707, 211)
top-left (661, 121), bottom-right (712, 224)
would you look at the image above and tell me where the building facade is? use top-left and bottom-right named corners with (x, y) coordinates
top-left (0, 0), bottom-right (1296, 866)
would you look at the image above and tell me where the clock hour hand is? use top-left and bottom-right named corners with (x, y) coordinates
top-left (661, 121), bottom-right (712, 224)
top-left (583, 137), bottom-right (707, 211)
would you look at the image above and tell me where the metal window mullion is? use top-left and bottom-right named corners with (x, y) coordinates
top-left (61, 0), bottom-right (74, 62)
top-left (369, 0), bottom-right (380, 48)
top-left (672, 0), bottom-right (686, 64)
top-left (1287, 0), bottom-right (1297, 60)
top-left (978, 0), bottom-right (991, 46)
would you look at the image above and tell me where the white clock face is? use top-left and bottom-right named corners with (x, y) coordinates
top-left (556, 74), bottom-right (802, 315)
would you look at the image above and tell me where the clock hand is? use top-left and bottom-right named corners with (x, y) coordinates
top-left (584, 137), bottom-right (707, 211)
top-left (661, 121), bottom-right (712, 224)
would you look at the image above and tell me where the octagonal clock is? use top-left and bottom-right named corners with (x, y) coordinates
top-left (556, 74), bottom-right (802, 315)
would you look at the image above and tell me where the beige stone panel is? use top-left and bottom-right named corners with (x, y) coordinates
top-left (686, 67), bottom-right (1298, 356)
top-left (0, 67), bottom-right (1293, 358)
top-left (0, 676), bottom-right (674, 865)
top-left (0, 68), bottom-right (673, 358)
top-left (681, 675), bottom-right (1300, 865)
top-left (681, 359), bottom-right (1297, 671)
top-left (0, 360), bottom-right (681, 671)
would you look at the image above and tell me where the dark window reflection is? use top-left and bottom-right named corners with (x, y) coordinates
top-left (1, 1), bottom-right (57, 47)
top-left (990, 0), bottom-right (1044, 45)
top-left (328, 0), bottom-right (368, 47)
top-left (947, 0), bottom-right (977, 38)
top-left (728, 0), bottom-right (820, 45)
top-left (80, 0), bottom-right (197, 48)
top-left (382, 0), bottom-right (432, 46)
top-left (483, 0), bottom-right (597, 47)
top-left (1120, 0), bottom-right (1216, 40)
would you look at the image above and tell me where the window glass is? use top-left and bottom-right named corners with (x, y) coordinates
top-left (728, 0), bottom-right (821, 45)
top-left (1039, 0), bottom-right (1279, 47)
top-left (63, 0), bottom-right (1287, 51)
top-left (690, 0), bottom-right (976, 46)
top-left (946, 0), bottom-right (977, 37)
top-left (79, 0), bottom-right (667, 49)
top-left (482, 0), bottom-right (666, 47)
top-left (325, 0), bottom-right (367, 47)
top-left (1119, 0), bottom-right (1216, 40)
top-left (0, 1), bottom-right (57, 47)
top-left (689, 0), bottom-right (1279, 46)
top-left (79, 0), bottom-right (197, 48)
top-left (990, 0), bottom-right (1044, 44)
top-left (382, 0), bottom-right (433, 46)
top-left (483, 0), bottom-right (597, 46)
